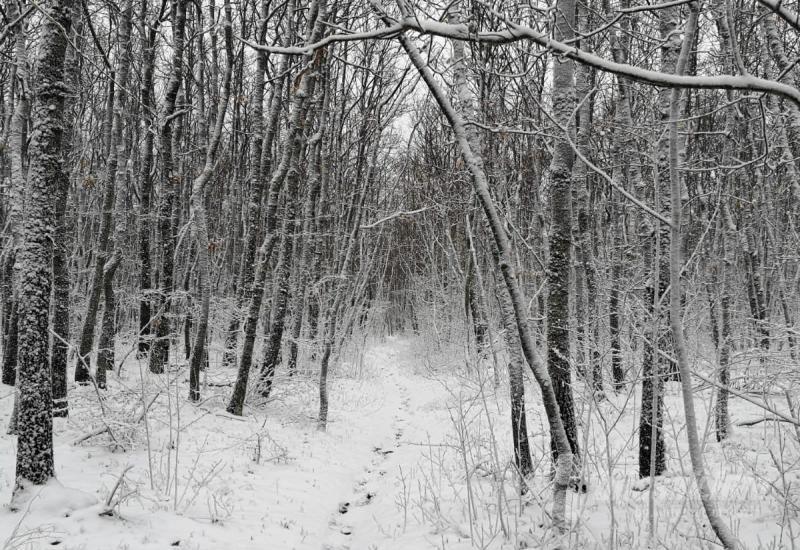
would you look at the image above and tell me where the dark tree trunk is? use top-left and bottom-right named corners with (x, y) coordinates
top-left (14, 0), bottom-right (74, 493)
top-left (494, 272), bottom-right (533, 478)
top-left (222, 18), bottom-right (291, 369)
top-left (96, 255), bottom-right (120, 390)
top-left (2, 299), bottom-right (18, 386)
top-left (227, 4), bottom-right (325, 415)
top-left (547, 0), bottom-right (581, 469)
top-left (75, 2), bottom-right (133, 383)
top-left (149, 0), bottom-right (188, 375)
top-left (137, 7), bottom-right (161, 358)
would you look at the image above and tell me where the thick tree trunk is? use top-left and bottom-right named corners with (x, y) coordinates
top-left (13, 0), bottom-right (74, 494)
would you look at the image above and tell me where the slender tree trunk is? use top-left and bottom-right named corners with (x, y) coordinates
top-left (287, 99), bottom-right (326, 376)
top-left (2, 1), bottom-right (29, 388)
top-left (50, 10), bottom-right (84, 416)
top-left (188, 1), bottom-right (233, 402)
top-left (258, 211), bottom-right (298, 398)
top-left (494, 268), bottom-right (534, 478)
top-left (222, 6), bottom-right (294, 368)
top-left (149, 0), bottom-right (188, 375)
top-left (547, 0), bottom-right (581, 473)
top-left (137, 5), bottom-right (162, 357)
top-left (574, 1), bottom-right (603, 399)
top-left (666, 8), bottom-right (739, 547)
top-left (96, 254), bottom-right (120, 389)
top-left (227, 1), bottom-right (325, 415)
top-left (75, 2), bottom-right (133, 383)
top-left (639, 1), bottom-right (683, 479)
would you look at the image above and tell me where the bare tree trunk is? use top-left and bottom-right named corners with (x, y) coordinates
top-left (75, 1), bottom-right (133, 383)
top-left (149, 0), bottom-right (188, 375)
top-left (50, 10), bottom-right (85, 416)
top-left (547, 0), bottom-right (582, 473)
top-left (96, 254), bottom-right (120, 389)
top-left (137, 4), bottom-right (162, 357)
top-left (666, 7), bottom-right (739, 547)
top-left (287, 94), bottom-right (326, 376)
top-left (13, 0), bottom-right (74, 495)
top-left (227, 1), bottom-right (325, 415)
top-left (221, 3), bottom-right (289, 368)
top-left (188, 1), bottom-right (233, 402)
top-left (639, 0), bottom-right (683, 479)
top-left (2, 0), bottom-right (30, 388)
top-left (574, 0), bottom-right (603, 399)
top-left (493, 265), bottom-right (534, 479)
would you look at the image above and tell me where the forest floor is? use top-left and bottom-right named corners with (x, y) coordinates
top-left (0, 334), bottom-right (798, 549)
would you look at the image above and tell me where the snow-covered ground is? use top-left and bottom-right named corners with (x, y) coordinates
top-left (1, 335), bottom-right (798, 549)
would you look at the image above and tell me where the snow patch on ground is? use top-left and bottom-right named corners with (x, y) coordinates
top-left (0, 335), bottom-right (798, 548)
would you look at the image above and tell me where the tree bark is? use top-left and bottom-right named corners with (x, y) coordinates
top-left (148, 0), bottom-right (188, 375)
top-left (547, 0), bottom-right (581, 472)
top-left (188, 1), bottom-right (233, 402)
top-left (13, 0), bottom-right (74, 494)
top-left (227, 0), bottom-right (325, 415)
top-left (2, 0), bottom-right (30, 388)
top-left (75, 1), bottom-right (133, 383)
top-left (666, 7), bottom-right (739, 547)
top-left (136, 3), bottom-right (163, 357)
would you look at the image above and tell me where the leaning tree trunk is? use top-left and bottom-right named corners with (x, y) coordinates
top-left (227, 1), bottom-right (325, 416)
top-left (666, 7), bottom-right (739, 547)
top-left (13, 0), bottom-right (74, 494)
top-left (390, 14), bottom-right (574, 531)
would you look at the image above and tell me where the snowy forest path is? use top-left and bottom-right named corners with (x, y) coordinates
top-left (320, 336), bottom-right (450, 550)
top-left (0, 335), bottom-right (455, 550)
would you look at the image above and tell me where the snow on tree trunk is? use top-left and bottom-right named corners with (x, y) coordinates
top-left (547, 0), bottom-right (582, 477)
top-left (149, 0), bottom-right (188, 375)
top-left (14, 0), bottom-right (74, 493)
